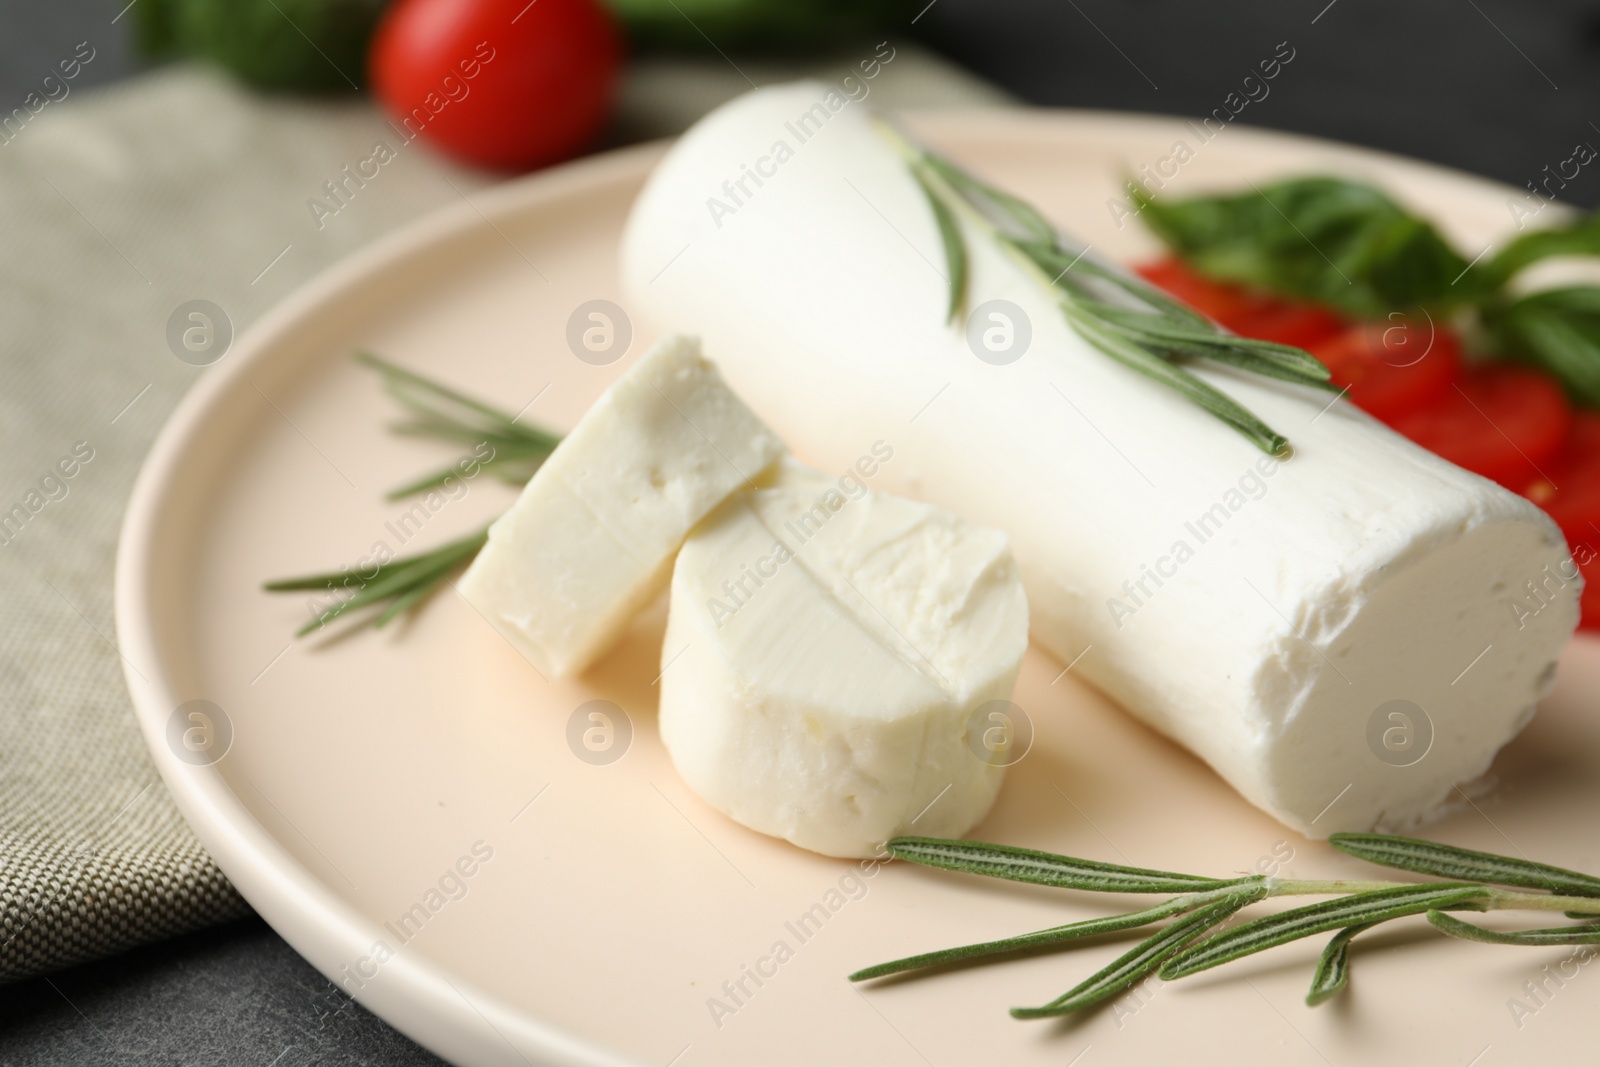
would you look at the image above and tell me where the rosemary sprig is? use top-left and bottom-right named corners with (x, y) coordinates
top-left (264, 526), bottom-right (488, 636)
top-left (264, 355), bottom-right (560, 635)
top-left (355, 351), bottom-right (559, 499)
top-left (851, 833), bottom-right (1600, 1020)
top-left (878, 121), bottom-right (1334, 455)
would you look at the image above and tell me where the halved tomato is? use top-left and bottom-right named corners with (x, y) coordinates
top-left (1306, 318), bottom-right (1463, 425)
top-left (1389, 365), bottom-right (1572, 490)
top-left (1136, 258), bottom-right (1345, 347)
top-left (1229, 303), bottom-right (1348, 349)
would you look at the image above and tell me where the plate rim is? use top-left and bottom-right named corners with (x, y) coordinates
top-left (112, 106), bottom-right (1561, 1067)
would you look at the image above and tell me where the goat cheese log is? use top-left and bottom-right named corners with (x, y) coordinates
top-left (621, 83), bottom-right (1581, 836)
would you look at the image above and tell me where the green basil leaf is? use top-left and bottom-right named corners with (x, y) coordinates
top-left (1134, 176), bottom-right (1478, 317)
top-left (1485, 213), bottom-right (1600, 283)
top-left (1482, 287), bottom-right (1600, 407)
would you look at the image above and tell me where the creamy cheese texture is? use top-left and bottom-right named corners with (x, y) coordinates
top-left (660, 460), bottom-right (1030, 857)
top-left (621, 83), bottom-right (1582, 837)
top-left (458, 334), bottom-right (785, 677)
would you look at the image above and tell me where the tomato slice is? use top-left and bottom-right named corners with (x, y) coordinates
top-left (1139, 254), bottom-right (1337, 337)
top-left (1228, 303), bottom-right (1348, 348)
top-left (1524, 412), bottom-right (1600, 629)
top-left (1306, 319), bottom-right (1463, 424)
top-left (1389, 366), bottom-right (1572, 490)
top-left (1136, 258), bottom-right (1344, 346)
top-left (1136, 258), bottom-right (1277, 329)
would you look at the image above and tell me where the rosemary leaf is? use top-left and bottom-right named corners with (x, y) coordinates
top-left (850, 897), bottom-right (1196, 982)
top-left (1331, 833), bottom-right (1600, 897)
top-left (370, 549), bottom-right (474, 628)
top-left (267, 526), bottom-right (487, 636)
top-left (1159, 884), bottom-right (1488, 981)
top-left (1305, 923), bottom-right (1372, 1006)
top-left (1011, 889), bottom-right (1266, 1018)
top-left (354, 350), bottom-right (560, 499)
top-left (1083, 306), bottom-right (1334, 382)
top-left (1427, 910), bottom-right (1600, 946)
top-left (1070, 316), bottom-right (1290, 454)
top-left (911, 165), bottom-right (967, 324)
top-left (921, 155), bottom-right (1055, 244)
top-left (355, 351), bottom-right (552, 442)
top-left (1183, 345), bottom-right (1343, 392)
top-left (885, 837), bottom-right (1239, 894)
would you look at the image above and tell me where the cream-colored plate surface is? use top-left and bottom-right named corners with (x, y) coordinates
top-left (117, 111), bottom-right (1600, 1067)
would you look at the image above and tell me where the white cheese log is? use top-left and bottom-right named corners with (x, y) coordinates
top-left (458, 334), bottom-right (784, 677)
top-left (621, 83), bottom-right (1581, 837)
top-left (661, 460), bottom-right (1030, 857)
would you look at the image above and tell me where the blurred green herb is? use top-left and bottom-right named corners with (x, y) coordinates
top-left (852, 832), bottom-right (1600, 1019)
top-left (264, 525), bottom-right (488, 636)
top-left (605, 0), bottom-right (917, 49)
top-left (135, 0), bottom-right (914, 91)
top-left (1132, 175), bottom-right (1600, 406)
top-left (356, 351), bottom-right (558, 500)
top-left (1483, 288), bottom-right (1600, 407)
top-left (264, 354), bottom-right (557, 635)
top-left (135, 0), bottom-right (386, 93)
top-left (880, 122), bottom-right (1334, 456)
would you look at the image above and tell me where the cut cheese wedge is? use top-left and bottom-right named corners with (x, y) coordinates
top-left (622, 83), bottom-right (1581, 836)
top-left (458, 334), bottom-right (785, 677)
top-left (660, 461), bottom-right (1030, 858)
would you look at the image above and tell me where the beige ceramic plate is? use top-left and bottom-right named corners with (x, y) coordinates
top-left (117, 111), bottom-right (1600, 1067)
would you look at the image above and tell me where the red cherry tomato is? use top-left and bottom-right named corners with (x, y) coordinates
top-left (1137, 258), bottom-right (1274, 329)
top-left (1389, 366), bottom-right (1572, 490)
top-left (1227, 303), bottom-right (1347, 348)
top-left (1306, 318), bottom-right (1463, 424)
top-left (1524, 413), bottom-right (1600, 629)
top-left (370, 0), bottom-right (622, 171)
top-left (1136, 258), bottom-right (1345, 346)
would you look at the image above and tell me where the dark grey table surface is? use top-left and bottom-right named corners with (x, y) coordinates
top-left (4, 1), bottom-right (1599, 1064)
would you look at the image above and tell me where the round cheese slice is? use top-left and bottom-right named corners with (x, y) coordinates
top-left (658, 462), bottom-right (1030, 858)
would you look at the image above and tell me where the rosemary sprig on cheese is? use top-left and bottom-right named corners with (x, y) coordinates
top-left (852, 833), bottom-right (1600, 1018)
top-left (881, 121), bottom-right (1335, 455)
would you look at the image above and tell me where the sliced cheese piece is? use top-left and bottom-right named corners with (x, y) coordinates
top-left (621, 83), bottom-right (1581, 836)
top-left (660, 461), bottom-right (1030, 858)
top-left (458, 334), bottom-right (785, 677)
